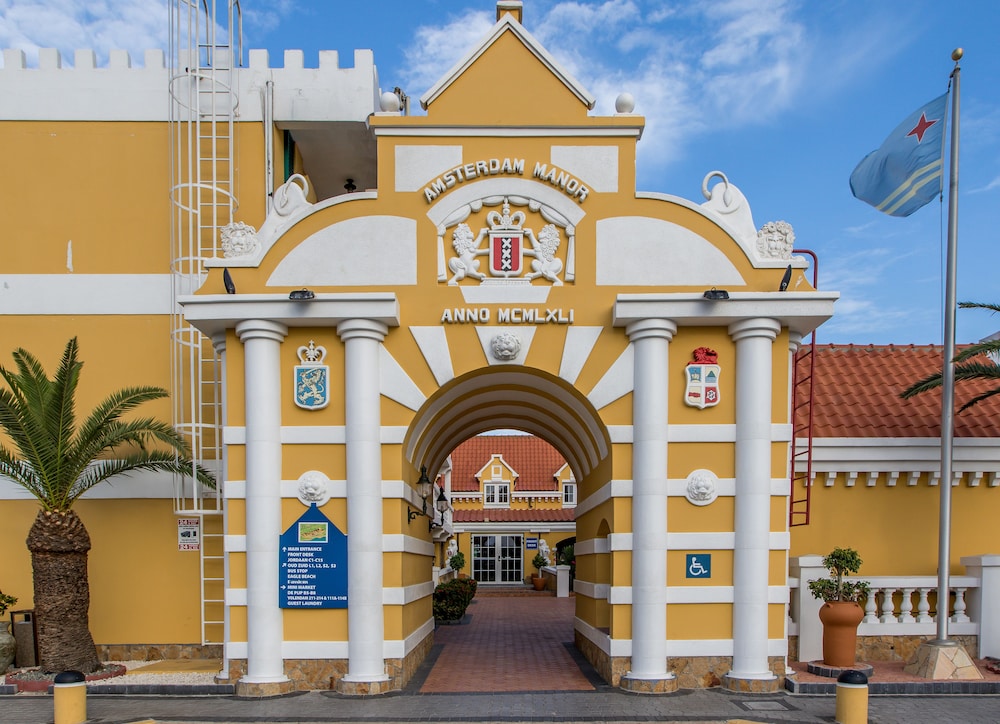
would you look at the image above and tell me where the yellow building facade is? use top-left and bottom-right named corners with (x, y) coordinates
top-left (4, 0), bottom-right (996, 698)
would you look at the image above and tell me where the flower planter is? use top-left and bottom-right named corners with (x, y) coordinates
top-left (818, 600), bottom-right (864, 667)
top-left (531, 575), bottom-right (547, 591)
top-left (0, 622), bottom-right (14, 673)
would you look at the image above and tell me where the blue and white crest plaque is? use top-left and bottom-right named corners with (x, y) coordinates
top-left (294, 340), bottom-right (330, 410)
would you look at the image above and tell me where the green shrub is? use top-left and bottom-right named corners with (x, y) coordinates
top-left (532, 552), bottom-right (548, 574)
top-left (453, 577), bottom-right (478, 607)
top-left (433, 578), bottom-right (477, 621)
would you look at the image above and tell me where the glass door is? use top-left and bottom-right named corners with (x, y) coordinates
top-left (472, 534), bottom-right (523, 583)
top-left (499, 535), bottom-right (523, 583)
top-left (472, 535), bottom-right (497, 582)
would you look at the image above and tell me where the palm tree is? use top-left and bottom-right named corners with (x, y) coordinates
top-left (901, 302), bottom-right (1000, 411)
top-left (0, 338), bottom-right (213, 673)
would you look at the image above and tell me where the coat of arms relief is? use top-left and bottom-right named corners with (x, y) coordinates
top-left (443, 197), bottom-right (572, 287)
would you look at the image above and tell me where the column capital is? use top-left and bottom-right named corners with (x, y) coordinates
top-left (236, 319), bottom-right (288, 344)
top-left (624, 318), bottom-right (677, 343)
top-left (787, 331), bottom-right (803, 354)
top-left (728, 317), bottom-right (780, 343)
top-left (337, 317), bottom-right (389, 343)
top-left (211, 331), bottom-right (228, 355)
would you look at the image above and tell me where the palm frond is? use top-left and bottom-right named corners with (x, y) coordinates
top-left (0, 444), bottom-right (48, 502)
top-left (69, 453), bottom-right (215, 504)
top-left (74, 417), bottom-right (191, 469)
top-left (900, 372), bottom-right (943, 399)
top-left (952, 361), bottom-right (1000, 381)
top-left (958, 301), bottom-right (1000, 314)
top-left (0, 378), bottom-right (57, 491)
top-left (953, 340), bottom-right (1000, 364)
top-left (958, 387), bottom-right (1000, 413)
top-left (0, 338), bottom-right (216, 510)
top-left (49, 338), bottom-right (83, 479)
top-left (76, 386), bottom-right (169, 446)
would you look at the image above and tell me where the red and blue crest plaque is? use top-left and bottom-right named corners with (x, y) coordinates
top-left (684, 347), bottom-right (721, 409)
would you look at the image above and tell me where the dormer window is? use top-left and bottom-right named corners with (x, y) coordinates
top-left (484, 481), bottom-right (510, 508)
top-left (563, 482), bottom-right (577, 507)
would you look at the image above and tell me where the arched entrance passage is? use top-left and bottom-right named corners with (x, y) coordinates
top-left (402, 370), bottom-right (609, 691)
top-left (404, 367), bottom-right (610, 483)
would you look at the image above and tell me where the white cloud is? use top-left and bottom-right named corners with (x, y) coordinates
top-left (395, 0), bottom-right (808, 171)
top-left (398, 9), bottom-right (496, 97)
top-left (968, 176), bottom-right (1000, 194)
top-left (0, 0), bottom-right (167, 67)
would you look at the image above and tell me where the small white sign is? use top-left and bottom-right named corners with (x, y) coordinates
top-left (178, 518), bottom-right (200, 551)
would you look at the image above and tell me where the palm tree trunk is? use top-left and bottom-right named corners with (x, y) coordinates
top-left (26, 510), bottom-right (100, 673)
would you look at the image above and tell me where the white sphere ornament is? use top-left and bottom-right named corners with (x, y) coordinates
top-left (615, 92), bottom-right (635, 114)
top-left (380, 91), bottom-right (401, 112)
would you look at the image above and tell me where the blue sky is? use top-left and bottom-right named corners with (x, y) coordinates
top-left (2, 0), bottom-right (998, 345)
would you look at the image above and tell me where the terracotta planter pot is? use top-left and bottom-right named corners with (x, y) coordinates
top-left (532, 575), bottom-right (547, 591)
top-left (818, 600), bottom-right (864, 667)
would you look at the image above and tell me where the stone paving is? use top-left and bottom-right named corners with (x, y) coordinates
top-left (4, 594), bottom-right (1000, 723)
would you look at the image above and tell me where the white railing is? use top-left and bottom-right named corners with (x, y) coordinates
top-left (433, 565), bottom-right (457, 586)
top-left (541, 565), bottom-right (573, 597)
top-left (789, 554), bottom-right (1000, 661)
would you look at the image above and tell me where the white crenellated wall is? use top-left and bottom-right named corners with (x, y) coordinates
top-left (0, 47), bottom-right (379, 122)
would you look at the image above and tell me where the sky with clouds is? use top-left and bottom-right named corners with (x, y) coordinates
top-left (2, 0), bottom-right (998, 345)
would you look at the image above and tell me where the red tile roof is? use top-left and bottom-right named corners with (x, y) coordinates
top-left (448, 435), bottom-right (566, 492)
top-left (453, 508), bottom-right (576, 523)
top-left (806, 344), bottom-right (1000, 438)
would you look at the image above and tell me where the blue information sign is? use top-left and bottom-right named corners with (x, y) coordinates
top-left (526, 537), bottom-right (538, 550)
top-left (686, 554), bottom-right (711, 579)
top-left (279, 505), bottom-right (348, 608)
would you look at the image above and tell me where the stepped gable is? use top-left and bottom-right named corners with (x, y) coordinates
top-left (807, 344), bottom-right (1000, 438)
top-left (449, 435), bottom-right (566, 492)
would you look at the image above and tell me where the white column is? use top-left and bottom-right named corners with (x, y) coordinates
top-left (625, 318), bottom-right (676, 682)
top-left (338, 318), bottom-right (391, 684)
top-left (236, 319), bottom-right (288, 684)
top-left (211, 332), bottom-right (232, 679)
top-left (728, 317), bottom-right (780, 681)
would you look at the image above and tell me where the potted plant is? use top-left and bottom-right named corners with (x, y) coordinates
top-left (449, 551), bottom-right (466, 579)
top-left (0, 590), bottom-right (17, 672)
top-left (807, 547), bottom-right (870, 667)
top-left (531, 552), bottom-right (548, 590)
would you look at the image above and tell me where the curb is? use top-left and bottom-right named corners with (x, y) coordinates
top-left (786, 677), bottom-right (1000, 695)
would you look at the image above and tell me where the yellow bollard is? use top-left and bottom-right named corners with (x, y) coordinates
top-left (834, 669), bottom-right (869, 724)
top-left (53, 670), bottom-right (87, 724)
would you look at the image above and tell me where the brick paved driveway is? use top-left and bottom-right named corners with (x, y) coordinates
top-left (418, 595), bottom-right (596, 693)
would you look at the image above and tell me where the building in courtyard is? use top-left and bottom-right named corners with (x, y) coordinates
top-left (1, 0), bottom-right (998, 696)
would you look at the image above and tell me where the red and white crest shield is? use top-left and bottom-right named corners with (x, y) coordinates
top-left (489, 231), bottom-right (523, 276)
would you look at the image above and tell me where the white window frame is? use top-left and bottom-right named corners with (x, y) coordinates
top-left (562, 482), bottom-right (577, 507)
top-left (484, 482), bottom-right (510, 508)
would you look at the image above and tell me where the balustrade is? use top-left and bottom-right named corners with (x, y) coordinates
top-left (788, 555), bottom-right (1000, 661)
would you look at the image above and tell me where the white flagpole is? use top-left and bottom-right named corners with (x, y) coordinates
top-left (935, 48), bottom-right (962, 644)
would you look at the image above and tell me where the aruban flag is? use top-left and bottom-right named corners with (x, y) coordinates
top-left (850, 93), bottom-right (947, 217)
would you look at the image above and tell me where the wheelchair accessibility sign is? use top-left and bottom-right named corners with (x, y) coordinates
top-left (686, 554), bottom-right (711, 579)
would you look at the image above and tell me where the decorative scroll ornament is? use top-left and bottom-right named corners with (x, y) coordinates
top-left (490, 331), bottom-right (522, 361)
top-left (297, 470), bottom-right (331, 507)
top-left (446, 197), bottom-right (564, 286)
top-left (220, 221), bottom-right (260, 258)
top-left (685, 469), bottom-right (719, 506)
top-left (294, 340), bottom-right (330, 410)
top-left (756, 221), bottom-right (795, 260)
top-left (684, 347), bottom-right (721, 409)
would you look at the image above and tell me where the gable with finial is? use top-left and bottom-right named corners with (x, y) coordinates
top-left (420, 2), bottom-right (596, 124)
